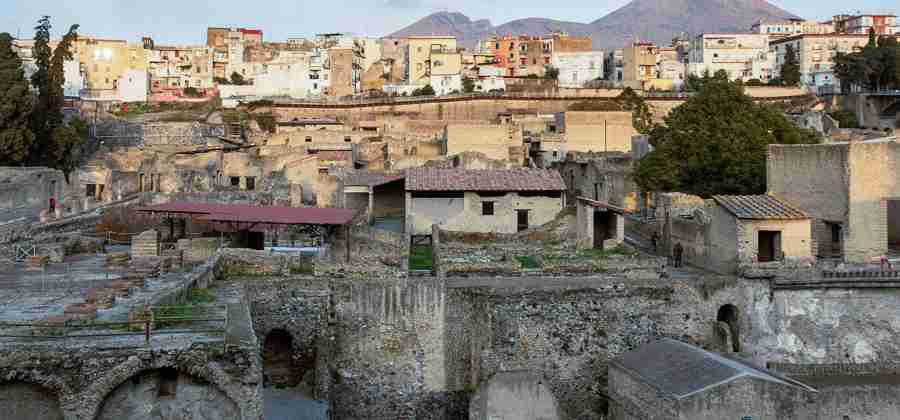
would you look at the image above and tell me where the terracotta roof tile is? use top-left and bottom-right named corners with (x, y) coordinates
top-left (712, 195), bottom-right (808, 220)
top-left (343, 171), bottom-right (405, 187)
top-left (406, 168), bottom-right (566, 192)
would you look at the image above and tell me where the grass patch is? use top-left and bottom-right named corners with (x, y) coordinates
top-left (153, 289), bottom-right (218, 328)
top-left (516, 255), bottom-right (541, 269)
top-left (409, 245), bottom-right (434, 271)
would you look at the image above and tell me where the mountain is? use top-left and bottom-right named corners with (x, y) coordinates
top-left (390, 0), bottom-right (800, 50)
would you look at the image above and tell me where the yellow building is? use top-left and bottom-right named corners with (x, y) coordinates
top-left (407, 36), bottom-right (457, 85)
top-left (75, 37), bottom-right (147, 91)
top-left (622, 42), bottom-right (657, 83)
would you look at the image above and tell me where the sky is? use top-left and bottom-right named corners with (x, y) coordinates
top-left (3, 0), bottom-right (898, 44)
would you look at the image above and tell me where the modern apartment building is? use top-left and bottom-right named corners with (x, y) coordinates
top-left (770, 33), bottom-right (871, 89)
top-left (688, 33), bottom-right (774, 81)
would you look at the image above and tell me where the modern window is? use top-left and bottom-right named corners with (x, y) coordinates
top-left (482, 201), bottom-right (495, 216)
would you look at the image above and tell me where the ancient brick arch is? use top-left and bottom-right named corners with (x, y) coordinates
top-left (0, 380), bottom-right (65, 420)
top-left (716, 304), bottom-right (741, 353)
top-left (85, 359), bottom-right (245, 420)
top-left (95, 367), bottom-right (240, 420)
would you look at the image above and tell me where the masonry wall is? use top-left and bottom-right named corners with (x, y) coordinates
top-left (557, 111), bottom-right (636, 153)
top-left (608, 364), bottom-right (677, 420)
top-left (736, 218), bottom-right (814, 265)
top-left (444, 124), bottom-right (520, 161)
top-left (846, 141), bottom-right (899, 261)
top-left (406, 191), bottom-right (563, 235)
top-left (767, 143), bottom-right (849, 258)
top-left (267, 130), bottom-right (371, 146)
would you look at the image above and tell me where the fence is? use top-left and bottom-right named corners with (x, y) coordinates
top-left (0, 304), bottom-right (228, 345)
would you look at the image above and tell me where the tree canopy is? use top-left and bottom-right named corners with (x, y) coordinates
top-left (634, 78), bottom-right (820, 198)
top-left (834, 32), bottom-right (900, 92)
top-left (780, 44), bottom-right (801, 86)
top-left (0, 33), bottom-right (35, 164)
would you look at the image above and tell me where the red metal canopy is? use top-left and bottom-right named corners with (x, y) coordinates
top-left (137, 202), bottom-right (355, 226)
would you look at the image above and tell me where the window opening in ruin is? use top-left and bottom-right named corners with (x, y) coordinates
top-left (482, 201), bottom-right (495, 216)
top-left (230, 177), bottom-right (240, 187)
top-left (758, 230), bottom-right (782, 263)
top-left (85, 184), bottom-right (97, 200)
top-left (246, 177), bottom-right (256, 191)
top-left (888, 199), bottom-right (900, 255)
top-left (157, 368), bottom-right (178, 398)
top-left (717, 304), bottom-right (741, 353)
top-left (305, 136), bottom-right (312, 143)
top-left (344, 136), bottom-right (352, 143)
top-left (517, 209), bottom-right (530, 232)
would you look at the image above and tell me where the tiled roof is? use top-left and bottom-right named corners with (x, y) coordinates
top-left (712, 195), bottom-right (809, 220)
top-left (611, 339), bottom-right (817, 400)
top-left (406, 168), bottom-right (566, 192)
top-left (343, 171), bottom-right (405, 187)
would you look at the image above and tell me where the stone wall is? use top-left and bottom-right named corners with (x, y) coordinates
top-left (406, 191), bottom-right (564, 236)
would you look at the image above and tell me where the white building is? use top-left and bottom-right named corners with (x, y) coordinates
top-left (117, 69), bottom-right (149, 102)
top-left (552, 51), bottom-right (604, 88)
top-left (476, 66), bottom-right (506, 92)
top-left (771, 34), bottom-right (871, 90)
top-left (688, 33), bottom-right (774, 81)
top-left (751, 18), bottom-right (834, 38)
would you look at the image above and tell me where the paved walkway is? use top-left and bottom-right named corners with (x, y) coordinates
top-left (263, 387), bottom-right (328, 420)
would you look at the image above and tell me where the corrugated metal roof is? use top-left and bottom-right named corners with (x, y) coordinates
top-left (406, 168), bottom-right (566, 192)
top-left (137, 202), bottom-right (354, 225)
top-left (611, 338), bottom-right (817, 400)
top-left (712, 195), bottom-right (809, 220)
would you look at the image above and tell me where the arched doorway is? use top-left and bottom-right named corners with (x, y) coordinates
top-left (262, 329), bottom-right (327, 420)
top-left (96, 368), bottom-right (239, 420)
top-left (0, 382), bottom-right (63, 420)
top-left (263, 329), bottom-right (300, 388)
top-left (716, 304), bottom-right (741, 353)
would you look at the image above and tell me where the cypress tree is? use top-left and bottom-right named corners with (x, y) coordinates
top-left (0, 33), bottom-right (35, 164)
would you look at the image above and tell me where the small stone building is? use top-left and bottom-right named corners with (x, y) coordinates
top-left (609, 338), bottom-right (817, 420)
top-left (341, 171), bottom-right (406, 226)
top-left (576, 197), bottom-right (626, 250)
top-left (660, 194), bottom-right (813, 274)
top-left (404, 168), bottom-right (565, 235)
top-left (553, 152), bottom-right (637, 211)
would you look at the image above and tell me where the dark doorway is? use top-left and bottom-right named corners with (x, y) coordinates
top-left (85, 183), bottom-right (97, 200)
top-left (594, 211), bottom-right (617, 249)
top-left (263, 329), bottom-right (298, 388)
top-left (717, 304), bottom-right (741, 353)
top-left (517, 210), bottom-right (529, 232)
top-left (827, 222), bottom-right (843, 257)
top-left (758, 230), bottom-right (782, 263)
top-left (237, 230), bottom-right (265, 250)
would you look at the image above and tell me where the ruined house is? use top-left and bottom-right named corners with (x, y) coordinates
top-left (657, 193), bottom-right (813, 274)
top-left (768, 136), bottom-right (900, 262)
top-left (554, 111), bottom-right (637, 153)
top-left (404, 168), bottom-right (565, 235)
top-left (609, 338), bottom-right (817, 420)
top-left (554, 152), bottom-right (637, 211)
top-left (442, 123), bottom-right (525, 164)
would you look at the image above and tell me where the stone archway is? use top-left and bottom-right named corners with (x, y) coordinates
top-left (95, 368), bottom-right (240, 420)
top-left (263, 329), bottom-right (301, 388)
top-left (716, 304), bottom-right (741, 353)
top-left (0, 382), bottom-right (64, 420)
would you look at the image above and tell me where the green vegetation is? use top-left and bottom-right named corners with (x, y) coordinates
top-left (544, 66), bottom-right (559, 81)
top-left (0, 33), bottom-right (35, 164)
top-left (828, 110), bottom-right (860, 128)
top-left (153, 288), bottom-right (218, 329)
top-left (634, 77), bottom-right (820, 198)
top-left (411, 84), bottom-right (436, 96)
top-left (544, 246), bottom-right (638, 262)
top-left (834, 31), bottom-right (900, 92)
top-left (182, 86), bottom-right (203, 97)
top-left (409, 245), bottom-right (434, 271)
top-left (568, 87), bottom-right (654, 134)
top-left (515, 255), bottom-right (541, 269)
top-left (462, 76), bottom-right (475, 93)
top-left (780, 44), bottom-right (801, 86)
top-left (229, 71), bottom-right (248, 85)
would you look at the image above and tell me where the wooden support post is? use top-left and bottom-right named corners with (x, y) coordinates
top-left (346, 225), bottom-right (351, 263)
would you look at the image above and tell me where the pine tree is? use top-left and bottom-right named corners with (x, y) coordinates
top-left (29, 16), bottom-right (79, 172)
top-left (780, 45), bottom-right (801, 86)
top-left (0, 33), bottom-right (35, 164)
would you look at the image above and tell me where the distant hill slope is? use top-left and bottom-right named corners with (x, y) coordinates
top-left (389, 0), bottom-right (799, 50)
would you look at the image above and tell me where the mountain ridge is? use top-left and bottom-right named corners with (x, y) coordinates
top-left (389, 0), bottom-right (800, 49)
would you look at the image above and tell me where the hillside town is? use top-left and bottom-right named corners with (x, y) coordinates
top-left (0, 3), bottom-right (899, 420)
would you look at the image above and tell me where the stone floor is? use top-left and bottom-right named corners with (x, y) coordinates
top-left (263, 387), bottom-right (328, 420)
